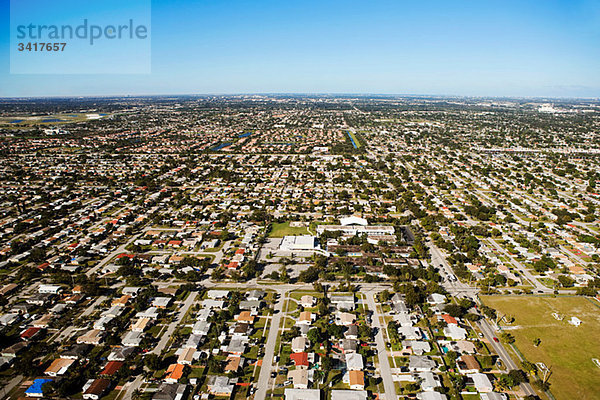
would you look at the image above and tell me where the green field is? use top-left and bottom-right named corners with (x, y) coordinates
top-left (482, 295), bottom-right (600, 400)
top-left (268, 222), bottom-right (309, 237)
top-left (347, 130), bottom-right (362, 148)
top-left (0, 113), bottom-right (107, 128)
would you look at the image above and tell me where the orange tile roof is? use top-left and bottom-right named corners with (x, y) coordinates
top-left (112, 295), bottom-right (131, 305)
top-left (442, 314), bottom-right (458, 325)
top-left (225, 356), bottom-right (242, 371)
top-left (349, 370), bottom-right (364, 386)
top-left (165, 364), bottom-right (185, 381)
top-left (299, 311), bottom-right (312, 321)
top-left (100, 361), bottom-right (123, 376)
top-left (290, 352), bottom-right (309, 367)
top-left (235, 311), bottom-right (255, 323)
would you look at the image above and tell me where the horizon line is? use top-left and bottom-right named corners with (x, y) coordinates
top-left (0, 92), bottom-right (599, 101)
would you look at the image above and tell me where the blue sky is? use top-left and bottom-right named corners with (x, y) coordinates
top-left (1, 0), bottom-right (599, 97)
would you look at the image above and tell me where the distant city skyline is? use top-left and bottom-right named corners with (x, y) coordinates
top-left (1, 0), bottom-right (600, 98)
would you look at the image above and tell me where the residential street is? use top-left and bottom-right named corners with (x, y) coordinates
top-left (477, 319), bottom-right (536, 397)
top-left (365, 292), bottom-right (397, 400)
top-left (152, 291), bottom-right (199, 355)
top-left (254, 289), bottom-right (286, 400)
top-left (86, 234), bottom-right (143, 277)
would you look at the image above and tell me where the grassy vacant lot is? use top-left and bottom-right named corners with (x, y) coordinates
top-left (268, 222), bottom-right (309, 237)
top-left (347, 130), bottom-right (362, 148)
top-left (482, 295), bottom-right (600, 400)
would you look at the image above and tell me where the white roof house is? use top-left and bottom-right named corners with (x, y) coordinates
top-left (402, 340), bottom-right (431, 355)
top-left (300, 295), bottom-right (315, 307)
top-left (340, 216), bottom-right (368, 226)
top-left (196, 308), bottom-right (213, 321)
top-left (331, 391), bottom-right (367, 400)
top-left (207, 376), bottom-right (233, 396)
top-left (284, 388), bottom-right (321, 400)
top-left (291, 336), bottom-right (309, 353)
top-left (398, 326), bottom-right (422, 340)
top-left (192, 321), bottom-right (211, 336)
top-left (247, 290), bottom-right (265, 301)
top-left (408, 355), bottom-right (436, 372)
top-left (152, 297), bottom-right (172, 308)
top-left (184, 334), bottom-right (204, 349)
top-left (345, 353), bottom-right (364, 371)
top-left (122, 331), bottom-right (143, 347)
top-left (122, 287), bottom-right (141, 297)
top-left (330, 295), bottom-right (355, 310)
top-left (93, 316), bottom-right (114, 331)
top-left (427, 293), bottom-right (446, 305)
top-left (103, 306), bottom-right (125, 318)
top-left (107, 347), bottom-right (136, 361)
top-left (136, 307), bottom-right (160, 319)
top-left (0, 313), bottom-right (19, 326)
top-left (202, 299), bottom-right (225, 309)
top-left (417, 392), bottom-right (447, 400)
top-left (468, 373), bottom-right (493, 393)
top-left (419, 371), bottom-right (441, 391)
top-left (38, 285), bottom-right (62, 294)
top-left (207, 290), bottom-right (229, 299)
top-left (444, 325), bottom-right (467, 340)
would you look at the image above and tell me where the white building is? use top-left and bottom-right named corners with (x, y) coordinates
top-left (38, 285), bottom-right (62, 294)
top-left (122, 331), bottom-right (143, 347)
top-left (468, 373), bottom-right (493, 393)
top-left (280, 235), bottom-right (318, 251)
top-left (444, 324), bottom-right (467, 340)
top-left (331, 390), bottom-right (367, 400)
top-left (284, 388), bottom-right (320, 400)
top-left (417, 392), bottom-right (447, 400)
top-left (340, 216), bottom-right (368, 226)
top-left (345, 353), bottom-right (364, 371)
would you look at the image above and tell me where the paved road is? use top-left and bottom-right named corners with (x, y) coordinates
top-left (52, 295), bottom-right (107, 343)
top-left (86, 234), bottom-right (143, 277)
top-left (572, 221), bottom-right (598, 236)
top-left (477, 319), bottom-right (536, 397)
top-left (121, 291), bottom-right (198, 400)
top-left (81, 295), bottom-right (107, 317)
top-left (254, 289), bottom-right (286, 400)
top-left (365, 292), bottom-right (397, 400)
top-left (120, 375), bottom-right (144, 400)
top-left (0, 375), bottom-right (23, 399)
top-left (429, 241), bottom-right (479, 299)
top-left (151, 291), bottom-right (198, 355)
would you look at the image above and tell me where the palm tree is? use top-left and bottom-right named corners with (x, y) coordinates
top-left (313, 370), bottom-right (325, 387)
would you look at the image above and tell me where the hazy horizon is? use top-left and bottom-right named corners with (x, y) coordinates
top-left (0, 92), bottom-right (598, 101)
